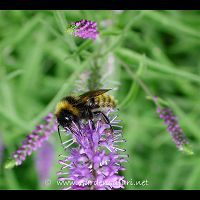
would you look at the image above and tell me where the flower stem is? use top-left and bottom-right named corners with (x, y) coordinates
top-left (120, 62), bottom-right (161, 108)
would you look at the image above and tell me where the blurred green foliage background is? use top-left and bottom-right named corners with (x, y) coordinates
top-left (0, 10), bottom-right (200, 190)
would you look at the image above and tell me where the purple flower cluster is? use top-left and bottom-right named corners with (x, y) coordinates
top-left (71, 19), bottom-right (99, 40)
top-left (12, 113), bottom-right (57, 166)
top-left (57, 110), bottom-right (127, 190)
top-left (157, 107), bottom-right (189, 151)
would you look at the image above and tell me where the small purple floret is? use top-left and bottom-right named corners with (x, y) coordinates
top-left (71, 19), bottom-right (99, 40)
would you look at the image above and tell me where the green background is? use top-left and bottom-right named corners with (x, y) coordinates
top-left (0, 10), bottom-right (200, 190)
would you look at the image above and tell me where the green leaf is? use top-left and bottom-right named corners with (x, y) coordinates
top-left (115, 48), bottom-right (200, 84)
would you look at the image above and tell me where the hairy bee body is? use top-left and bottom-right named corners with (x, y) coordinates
top-left (94, 93), bottom-right (116, 108)
top-left (55, 89), bottom-right (116, 131)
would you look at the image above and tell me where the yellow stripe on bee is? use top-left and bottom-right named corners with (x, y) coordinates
top-left (55, 100), bottom-right (79, 116)
top-left (95, 94), bottom-right (116, 108)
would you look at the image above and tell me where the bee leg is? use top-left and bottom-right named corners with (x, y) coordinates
top-left (88, 113), bottom-right (95, 130)
top-left (57, 124), bottom-right (63, 145)
top-left (86, 109), bottom-right (95, 130)
top-left (94, 111), bottom-right (114, 134)
top-left (90, 119), bottom-right (96, 130)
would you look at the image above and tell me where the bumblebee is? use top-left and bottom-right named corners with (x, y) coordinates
top-left (55, 89), bottom-right (116, 143)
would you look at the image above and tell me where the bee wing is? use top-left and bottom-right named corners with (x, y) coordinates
top-left (77, 89), bottom-right (111, 104)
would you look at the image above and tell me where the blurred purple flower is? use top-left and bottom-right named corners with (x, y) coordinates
top-left (36, 141), bottom-right (54, 185)
top-left (12, 113), bottom-right (57, 166)
top-left (69, 19), bottom-right (99, 40)
top-left (157, 107), bottom-right (189, 151)
top-left (57, 110), bottom-right (127, 190)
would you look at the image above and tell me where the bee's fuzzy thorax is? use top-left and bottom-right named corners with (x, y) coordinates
top-left (55, 100), bottom-right (79, 117)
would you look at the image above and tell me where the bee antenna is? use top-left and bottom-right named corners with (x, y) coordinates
top-left (57, 125), bottom-right (63, 145)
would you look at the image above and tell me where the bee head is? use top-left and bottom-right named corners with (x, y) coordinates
top-left (57, 109), bottom-right (76, 128)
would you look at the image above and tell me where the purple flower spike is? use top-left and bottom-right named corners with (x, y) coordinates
top-left (12, 113), bottom-right (57, 166)
top-left (57, 110), bottom-right (127, 190)
top-left (71, 19), bottom-right (99, 40)
top-left (36, 142), bottom-right (55, 185)
top-left (157, 107), bottom-right (189, 151)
